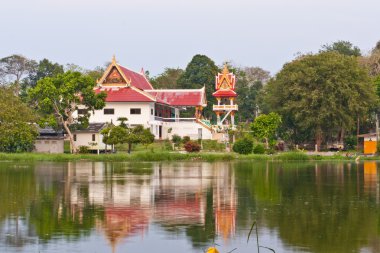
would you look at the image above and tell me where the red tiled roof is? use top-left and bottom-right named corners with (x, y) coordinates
top-left (118, 65), bottom-right (153, 90)
top-left (95, 87), bottom-right (154, 102)
top-left (212, 89), bottom-right (237, 97)
top-left (146, 90), bottom-right (205, 106)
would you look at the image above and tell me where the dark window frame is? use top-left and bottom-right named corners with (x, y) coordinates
top-left (92, 134), bottom-right (96, 142)
top-left (130, 108), bottom-right (141, 115)
top-left (77, 109), bottom-right (88, 115)
top-left (104, 108), bottom-right (115, 115)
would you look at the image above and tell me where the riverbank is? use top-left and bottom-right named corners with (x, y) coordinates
top-left (0, 151), bottom-right (376, 162)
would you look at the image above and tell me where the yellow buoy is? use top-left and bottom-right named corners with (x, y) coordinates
top-left (206, 247), bottom-right (220, 253)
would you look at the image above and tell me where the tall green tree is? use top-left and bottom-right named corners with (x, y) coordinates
top-left (177, 55), bottom-right (219, 118)
top-left (150, 68), bottom-right (184, 89)
top-left (264, 52), bottom-right (376, 150)
top-left (28, 71), bottom-right (106, 153)
top-left (0, 87), bottom-right (38, 152)
top-left (321, 40), bottom-right (361, 56)
top-left (251, 112), bottom-right (282, 148)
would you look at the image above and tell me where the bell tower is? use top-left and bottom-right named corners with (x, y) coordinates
top-left (212, 65), bottom-right (238, 128)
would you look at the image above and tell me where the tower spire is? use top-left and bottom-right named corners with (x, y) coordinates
top-left (112, 54), bottom-right (116, 64)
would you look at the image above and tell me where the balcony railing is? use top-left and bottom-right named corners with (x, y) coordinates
top-left (213, 105), bottom-right (238, 111)
top-left (154, 116), bottom-right (196, 123)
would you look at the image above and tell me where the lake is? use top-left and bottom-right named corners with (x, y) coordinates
top-left (0, 160), bottom-right (379, 253)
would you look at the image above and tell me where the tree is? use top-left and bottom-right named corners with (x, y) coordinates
top-left (360, 41), bottom-right (380, 77)
top-left (150, 68), bottom-right (184, 89)
top-left (27, 59), bottom-right (64, 88)
top-left (264, 52), bottom-right (376, 150)
top-left (102, 124), bottom-right (154, 154)
top-left (251, 112), bottom-right (282, 149)
top-left (28, 71), bottom-right (106, 153)
top-left (244, 67), bottom-right (271, 84)
top-left (177, 55), bottom-right (219, 118)
top-left (20, 58), bottom-right (64, 98)
top-left (0, 55), bottom-right (37, 93)
top-left (0, 87), bottom-right (38, 152)
top-left (321, 40), bottom-right (361, 57)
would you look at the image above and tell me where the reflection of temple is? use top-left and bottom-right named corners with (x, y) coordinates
top-left (59, 162), bottom-right (238, 251)
top-left (214, 165), bottom-right (236, 241)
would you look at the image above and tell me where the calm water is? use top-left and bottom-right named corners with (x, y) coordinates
top-left (0, 161), bottom-right (379, 253)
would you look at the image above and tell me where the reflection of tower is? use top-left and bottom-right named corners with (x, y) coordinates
top-left (364, 162), bottom-right (378, 194)
top-left (212, 65), bottom-right (238, 127)
top-left (213, 165), bottom-right (237, 241)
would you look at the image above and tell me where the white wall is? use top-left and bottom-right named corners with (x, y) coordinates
top-left (73, 132), bottom-right (106, 150)
top-left (161, 121), bottom-right (212, 140)
top-left (34, 139), bottom-right (64, 153)
top-left (86, 102), bottom-right (155, 128)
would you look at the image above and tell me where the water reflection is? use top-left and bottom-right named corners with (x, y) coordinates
top-left (0, 161), bottom-right (380, 253)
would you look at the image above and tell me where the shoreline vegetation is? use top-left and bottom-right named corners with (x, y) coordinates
top-left (0, 151), bottom-right (378, 163)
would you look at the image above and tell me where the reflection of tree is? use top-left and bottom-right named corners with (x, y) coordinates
top-left (234, 161), bottom-right (380, 253)
top-left (0, 163), bottom-right (36, 247)
top-left (28, 181), bottom-right (104, 242)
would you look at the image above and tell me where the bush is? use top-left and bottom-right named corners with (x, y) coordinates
top-left (78, 145), bottom-right (90, 154)
top-left (183, 136), bottom-right (191, 143)
top-left (184, 141), bottom-right (201, 152)
top-left (202, 140), bottom-right (225, 151)
top-left (232, 138), bottom-right (253, 154)
top-left (253, 143), bottom-right (265, 154)
top-left (172, 134), bottom-right (182, 146)
top-left (164, 139), bottom-right (173, 151)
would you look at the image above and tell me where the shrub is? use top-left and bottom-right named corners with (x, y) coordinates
top-left (232, 138), bottom-right (253, 154)
top-left (184, 141), bottom-right (201, 152)
top-left (253, 143), bottom-right (265, 154)
top-left (202, 140), bottom-right (225, 151)
top-left (183, 136), bottom-right (191, 143)
top-left (78, 145), bottom-right (90, 154)
top-left (172, 134), bottom-right (182, 146)
top-left (164, 139), bottom-right (173, 151)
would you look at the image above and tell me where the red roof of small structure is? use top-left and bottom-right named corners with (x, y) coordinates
top-left (118, 65), bottom-right (153, 90)
top-left (146, 89), bottom-right (205, 106)
top-left (95, 87), bottom-right (154, 102)
top-left (212, 89), bottom-right (237, 97)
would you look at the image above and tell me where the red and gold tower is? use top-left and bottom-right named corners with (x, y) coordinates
top-left (212, 65), bottom-right (238, 128)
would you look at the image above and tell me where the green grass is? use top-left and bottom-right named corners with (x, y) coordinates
top-left (0, 150), bottom-right (378, 162)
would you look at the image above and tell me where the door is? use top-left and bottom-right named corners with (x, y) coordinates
top-left (159, 126), bottom-right (162, 139)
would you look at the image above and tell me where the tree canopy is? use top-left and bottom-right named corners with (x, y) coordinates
top-left (0, 87), bottom-right (38, 152)
top-left (251, 112), bottom-right (282, 148)
top-left (264, 52), bottom-right (376, 150)
top-left (321, 40), bottom-right (361, 57)
top-left (28, 71), bottom-right (106, 153)
top-left (150, 68), bottom-right (184, 89)
top-left (177, 55), bottom-right (219, 118)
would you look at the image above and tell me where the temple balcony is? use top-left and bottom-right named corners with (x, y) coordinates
top-left (213, 105), bottom-right (238, 111)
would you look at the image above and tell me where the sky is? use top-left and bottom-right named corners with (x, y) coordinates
top-left (0, 0), bottom-right (378, 76)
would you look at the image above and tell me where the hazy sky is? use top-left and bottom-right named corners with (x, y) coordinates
top-left (1, 0), bottom-right (378, 76)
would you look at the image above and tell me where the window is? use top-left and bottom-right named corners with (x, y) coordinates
top-left (92, 134), bottom-right (96, 141)
top-left (104, 108), bottom-right (115, 115)
top-left (74, 134), bottom-right (77, 141)
top-left (130, 108), bottom-right (141, 115)
top-left (78, 109), bottom-right (88, 115)
top-left (151, 108), bottom-right (153, 115)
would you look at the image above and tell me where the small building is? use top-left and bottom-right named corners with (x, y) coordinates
top-left (72, 123), bottom-right (107, 153)
top-left (358, 133), bottom-right (377, 155)
top-left (34, 127), bottom-right (65, 154)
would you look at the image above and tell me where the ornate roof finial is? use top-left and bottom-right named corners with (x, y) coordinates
top-left (112, 55), bottom-right (116, 64)
top-left (222, 64), bottom-right (229, 74)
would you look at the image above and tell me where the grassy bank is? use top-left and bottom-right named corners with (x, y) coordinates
top-left (0, 151), bottom-right (374, 162)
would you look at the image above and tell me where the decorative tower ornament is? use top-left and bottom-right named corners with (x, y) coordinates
top-left (212, 65), bottom-right (238, 129)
